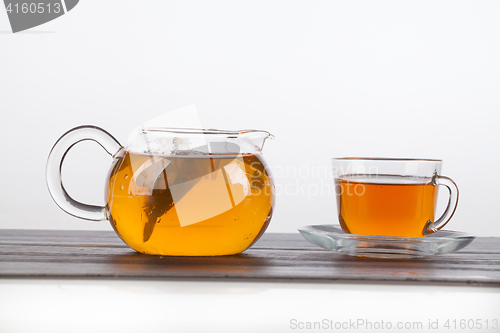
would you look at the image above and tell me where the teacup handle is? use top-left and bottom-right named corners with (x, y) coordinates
top-left (46, 125), bottom-right (123, 221)
top-left (423, 175), bottom-right (459, 235)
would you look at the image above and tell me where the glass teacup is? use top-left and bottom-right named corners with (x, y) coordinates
top-left (332, 158), bottom-right (459, 237)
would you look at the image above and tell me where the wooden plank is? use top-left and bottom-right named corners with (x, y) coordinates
top-left (1, 230), bottom-right (498, 252)
top-left (0, 230), bottom-right (499, 285)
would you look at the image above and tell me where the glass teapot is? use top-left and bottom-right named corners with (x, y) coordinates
top-left (47, 125), bottom-right (275, 256)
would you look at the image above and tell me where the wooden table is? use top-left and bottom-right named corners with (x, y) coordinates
top-left (1, 230), bottom-right (499, 286)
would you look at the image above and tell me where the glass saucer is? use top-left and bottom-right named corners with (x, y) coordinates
top-left (297, 225), bottom-right (475, 259)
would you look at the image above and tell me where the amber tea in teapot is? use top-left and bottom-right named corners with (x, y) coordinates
top-left (107, 151), bottom-right (273, 255)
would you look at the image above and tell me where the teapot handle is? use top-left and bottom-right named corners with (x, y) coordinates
top-left (46, 125), bottom-right (123, 221)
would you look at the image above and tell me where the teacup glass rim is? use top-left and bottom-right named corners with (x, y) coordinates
top-left (333, 157), bottom-right (442, 162)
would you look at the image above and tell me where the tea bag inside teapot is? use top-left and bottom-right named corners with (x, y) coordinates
top-left (127, 106), bottom-right (206, 242)
top-left (126, 106), bottom-right (247, 242)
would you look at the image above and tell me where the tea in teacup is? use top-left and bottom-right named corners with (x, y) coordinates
top-left (335, 175), bottom-right (437, 237)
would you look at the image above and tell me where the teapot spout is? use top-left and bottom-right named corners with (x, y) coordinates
top-left (240, 130), bottom-right (274, 151)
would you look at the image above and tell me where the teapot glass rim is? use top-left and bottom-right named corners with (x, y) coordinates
top-left (141, 127), bottom-right (274, 138)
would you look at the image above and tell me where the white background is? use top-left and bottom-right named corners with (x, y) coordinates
top-left (1, 279), bottom-right (499, 333)
top-left (1, 0), bottom-right (499, 235)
